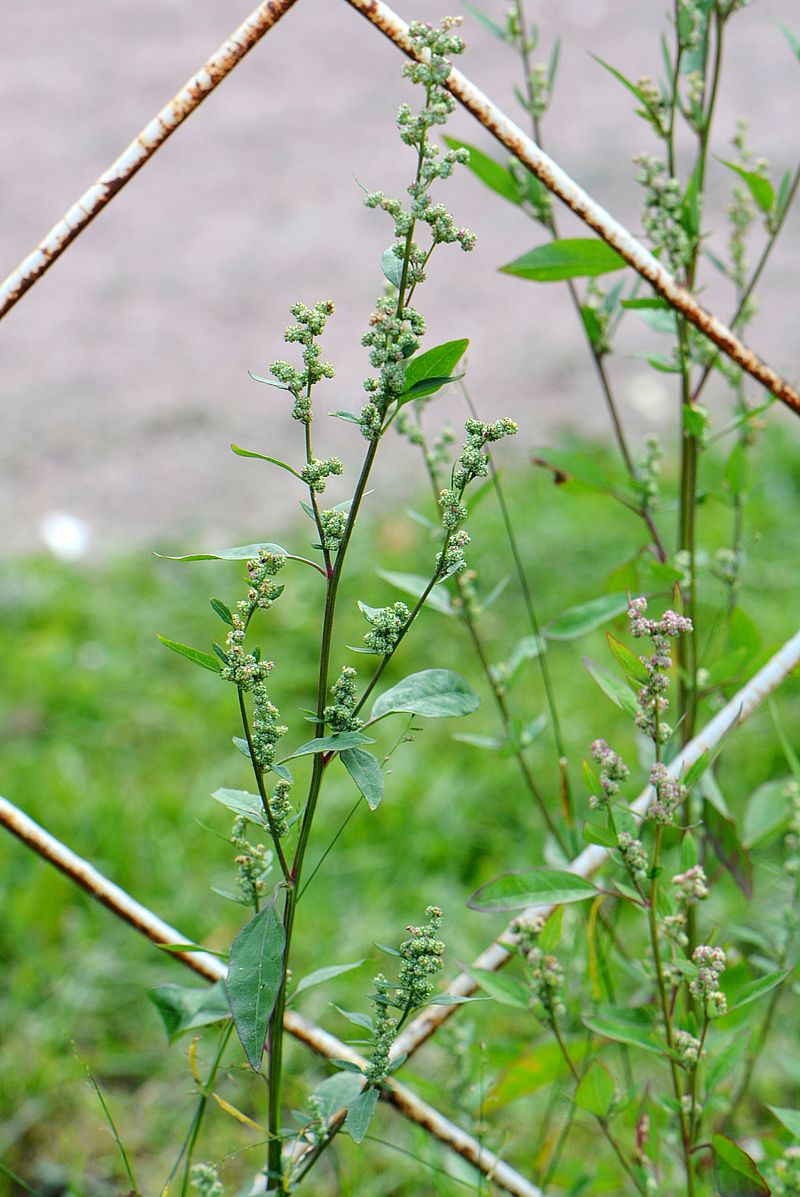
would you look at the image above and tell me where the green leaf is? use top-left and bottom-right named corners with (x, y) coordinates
top-left (212, 788), bottom-right (267, 827)
top-left (724, 441), bottom-right (749, 497)
top-left (376, 569), bottom-right (455, 616)
top-left (332, 1004), bottom-right (374, 1031)
top-left (370, 669), bottom-right (480, 722)
top-left (502, 635), bottom-right (546, 688)
top-left (582, 1009), bottom-right (663, 1057)
top-left (744, 776), bottom-right (793, 848)
top-left (462, 0), bottom-right (509, 41)
top-left (381, 247), bottom-right (403, 288)
top-left (400, 339), bottom-right (469, 403)
top-left (310, 1072), bottom-right (364, 1121)
top-left (226, 901), bottom-right (286, 1071)
top-left (606, 632), bottom-right (649, 683)
top-left (724, 969), bottom-right (792, 1015)
top-left (210, 598), bottom-right (234, 626)
top-left (683, 751), bottom-right (711, 790)
top-left (464, 967), bottom-right (531, 1009)
top-left (340, 748), bottom-right (385, 811)
top-left (583, 657), bottom-right (639, 719)
top-left (591, 55), bottom-right (650, 109)
top-left (544, 593), bottom-right (629, 640)
top-left (717, 159), bottom-right (775, 214)
top-left (330, 409), bottom-right (362, 425)
top-left (453, 732), bottom-right (505, 751)
top-left (248, 371), bottom-right (291, 391)
top-left (583, 821), bottom-right (617, 849)
top-left (574, 1060), bottom-right (616, 1117)
top-left (230, 445), bottom-right (303, 479)
top-left (291, 960), bottom-right (366, 1001)
top-left (712, 1134), bottom-right (769, 1197)
top-left (157, 635), bottom-right (221, 674)
top-left (489, 1042), bottom-right (569, 1107)
top-left (345, 1086), bottom-right (379, 1143)
top-left (467, 869), bottom-right (598, 913)
top-left (155, 542), bottom-right (288, 563)
top-left (283, 732), bottom-right (374, 761)
top-left (703, 798), bottom-right (753, 898)
top-left (779, 22), bottom-right (800, 63)
top-left (443, 136), bottom-right (521, 205)
top-left (501, 239), bottom-right (627, 282)
top-left (769, 1106), bottom-right (800, 1140)
top-left (147, 981), bottom-right (231, 1043)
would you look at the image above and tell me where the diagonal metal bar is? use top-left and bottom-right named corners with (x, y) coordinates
top-left (344, 0), bottom-right (800, 416)
top-left (0, 0), bottom-right (300, 321)
top-left (392, 628), bottom-right (800, 1061)
top-left (0, 794), bottom-right (541, 1197)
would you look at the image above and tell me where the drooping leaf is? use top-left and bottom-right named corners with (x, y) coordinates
top-left (574, 1060), bottom-right (616, 1117)
top-left (155, 542), bottom-right (288, 563)
top-left (544, 593), bottom-right (629, 640)
top-left (157, 635), bottom-right (221, 674)
top-left (340, 748), bottom-right (385, 811)
top-left (582, 1009), bottom-right (663, 1057)
top-left (370, 669), bottom-right (480, 722)
top-left (464, 967), bottom-right (531, 1009)
top-left (147, 981), bottom-right (231, 1042)
top-left (212, 788), bottom-right (267, 827)
top-left (310, 1072), bottom-right (365, 1121)
top-left (376, 569), bottom-right (455, 616)
top-left (345, 1086), bottom-right (380, 1144)
top-left (230, 445), bottom-right (303, 479)
top-left (583, 657), bottom-right (639, 718)
top-left (769, 1106), bottom-right (800, 1140)
top-left (399, 339), bottom-right (469, 403)
top-left (467, 869), bottom-right (598, 912)
top-left (501, 239), bottom-right (627, 282)
top-left (282, 732), bottom-right (374, 761)
top-left (291, 960), bottom-right (366, 1002)
top-left (381, 247), bottom-right (404, 288)
top-left (226, 901), bottom-right (286, 1071)
top-left (712, 1134), bottom-right (770, 1197)
top-left (443, 136), bottom-right (522, 205)
top-left (717, 159), bottom-right (775, 214)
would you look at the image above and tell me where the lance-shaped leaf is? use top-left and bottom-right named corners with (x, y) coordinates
top-left (723, 968), bottom-right (792, 1015)
top-left (155, 542), bottom-right (288, 563)
top-left (582, 1008), bottom-right (663, 1057)
top-left (443, 135), bottom-right (521, 205)
top-left (157, 635), bottom-right (221, 674)
top-left (712, 1134), bottom-right (770, 1197)
top-left (544, 593), bottom-right (629, 640)
top-left (212, 788), bottom-right (267, 827)
top-left (282, 731), bottom-right (374, 761)
top-left (399, 339), bottom-right (469, 403)
top-left (583, 657), bottom-right (639, 718)
top-left (340, 748), bottom-right (385, 810)
top-left (230, 444), bottom-right (303, 479)
top-left (345, 1085), bottom-right (380, 1144)
top-left (717, 159), bottom-right (775, 215)
top-left (376, 569), bottom-right (455, 616)
top-left (501, 239), bottom-right (627, 282)
top-left (574, 1060), bottom-right (616, 1116)
top-left (290, 959), bottom-right (367, 1003)
top-left (370, 669), bottom-right (479, 722)
top-left (467, 869), bottom-right (598, 912)
top-left (226, 901), bottom-right (286, 1071)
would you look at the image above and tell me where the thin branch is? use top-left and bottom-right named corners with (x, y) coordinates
top-left (0, 0), bottom-right (301, 320)
top-left (0, 793), bottom-right (542, 1197)
top-left (343, 0), bottom-right (800, 416)
top-left (392, 627), bottom-right (800, 1059)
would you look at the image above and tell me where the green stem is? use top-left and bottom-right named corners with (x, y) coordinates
top-left (165, 1023), bottom-right (234, 1197)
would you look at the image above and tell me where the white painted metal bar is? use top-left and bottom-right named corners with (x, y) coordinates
top-left (392, 628), bottom-right (800, 1059)
top-left (344, 0), bottom-right (800, 416)
top-left (0, 0), bottom-right (300, 320)
top-left (0, 793), bottom-right (541, 1197)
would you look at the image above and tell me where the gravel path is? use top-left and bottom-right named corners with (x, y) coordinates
top-left (1, 0), bottom-right (797, 556)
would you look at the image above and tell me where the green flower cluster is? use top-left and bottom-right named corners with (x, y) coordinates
top-left (358, 19), bottom-right (475, 440)
top-left (300, 456), bottom-right (343, 494)
top-left (269, 300), bottom-right (335, 424)
top-left (363, 602), bottom-right (410, 655)
top-left (324, 666), bottom-right (362, 732)
top-left (511, 914), bottom-right (566, 1024)
top-left (437, 418), bottom-right (517, 574)
top-left (634, 153), bottom-right (694, 273)
top-left (231, 815), bottom-right (271, 905)
top-left (319, 508), bottom-right (348, 553)
top-left (269, 778), bottom-right (293, 839)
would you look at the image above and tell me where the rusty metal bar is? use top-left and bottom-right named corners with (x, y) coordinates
top-left (0, 0), bottom-right (300, 321)
top-left (344, 0), bottom-right (800, 416)
top-left (0, 794), bottom-right (541, 1197)
top-left (392, 627), bottom-right (800, 1059)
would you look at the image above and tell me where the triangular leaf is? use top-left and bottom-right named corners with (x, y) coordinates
top-left (226, 901), bottom-right (286, 1071)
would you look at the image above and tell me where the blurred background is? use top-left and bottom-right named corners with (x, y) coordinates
top-left (1, 0), bottom-right (798, 557)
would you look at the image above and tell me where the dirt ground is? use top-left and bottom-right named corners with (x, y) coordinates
top-left (1, 0), bottom-right (797, 556)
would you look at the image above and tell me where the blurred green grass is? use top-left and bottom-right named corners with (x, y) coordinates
top-left (1, 427), bottom-right (799, 1195)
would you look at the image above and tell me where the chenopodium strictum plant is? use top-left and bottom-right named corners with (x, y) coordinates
top-left (155, 18), bottom-right (517, 1194)
top-left (468, 596), bottom-right (796, 1196)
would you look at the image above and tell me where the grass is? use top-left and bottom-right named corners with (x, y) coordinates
top-left (1, 422), bottom-right (799, 1195)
